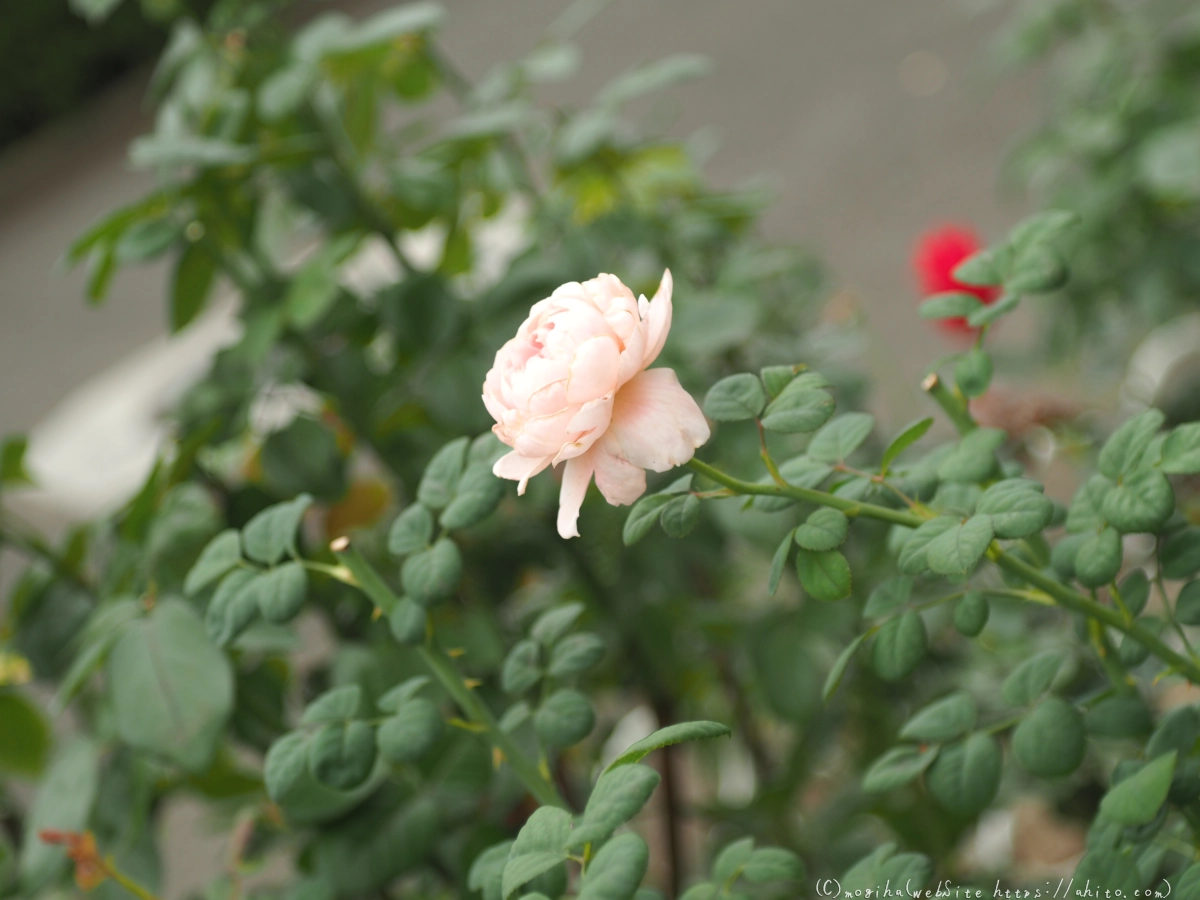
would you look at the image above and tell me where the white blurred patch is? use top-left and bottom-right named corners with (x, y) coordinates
top-left (600, 704), bottom-right (658, 770)
top-left (15, 208), bottom-right (529, 524)
top-left (13, 300), bottom-right (240, 522)
top-left (716, 738), bottom-right (757, 808)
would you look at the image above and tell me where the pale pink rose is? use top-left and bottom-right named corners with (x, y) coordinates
top-left (482, 270), bottom-right (710, 538)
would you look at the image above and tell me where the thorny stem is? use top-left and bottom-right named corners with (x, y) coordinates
top-left (685, 458), bottom-right (1200, 684)
top-left (327, 538), bottom-right (569, 810)
top-left (921, 372), bottom-right (977, 435)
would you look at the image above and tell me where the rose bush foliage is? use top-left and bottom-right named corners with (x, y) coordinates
top-left (4, 3), bottom-right (1200, 900)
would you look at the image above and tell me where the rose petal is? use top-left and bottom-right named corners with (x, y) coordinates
top-left (557, 455), bottom-right (594, 539)
top-left (493, 449), bottom-right (553, 494)
top-left (606, 367), bottom-right (710, 472)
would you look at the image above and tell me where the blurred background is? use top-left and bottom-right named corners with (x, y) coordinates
top-left (0, 0), bottom-right (1036, 535)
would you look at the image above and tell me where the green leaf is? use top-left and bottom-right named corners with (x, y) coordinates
top-left (417, 438), bottom-right (469, 510)
top-left (842, 845), bottom-right (932, 895)
top-left (660, 494), bottom-right (700, 538)
top-left (795, 549), bottom-right (851, 602)
top-left (302, 685), bottom-right (362, 724)
top-left (577, 832), bottom-right (649, 900)
top-left (795, 509), bottom-right (849, 551)
top-left (69, 0), bottom-right (125, 24)
top-left (1099, 410), bottom-right (1165, 480)
top-left (966, 292), bottom-right (1019, 327)
top-left (1006, 244), bottom-right (1066, 294)
top-left (1012, 697), bottom-right (1087, 777)
top-left (1002, 651), bottom-right (1065, 706)
top-left (1066, 475), bottom-right (1112, 534)
top-left (862, 745), bottom-right (938, 793)
top-left (898, 516), bottom-right (958, 575)
top-left (264, 732), bottom-right (309, 802)
top-left (976, 479), bottom-right (1054, 539)
top-left (52, 599), bottom-right (142, 713)
top-left (0, 693), bottom-right (49, 777)
top-left (605, 721), bottom-right (731, 771)
top-left (936, 428), bottom-right (1005, 483)
top-left (130, 135), bottom-right (255, 169)
top-left (863, 575), bottom-right (913, 618)
top-left (713, 838), bottom-right (754, 882)
top-left (0, 435), bottom-right (33, 486)
top-left (377, 676), bottom-right (431, 713)
top-left (880, 418), bottom-right (933, 475)
top-left (531, 603), bottom-right (586, 646)
top-left (242, 495), bottom-right (313, 565)
top-left (440, 463), bottom-right (506, 530)
top-left (1072, 853), bottom-right (1142, 900)
top-left (184, 529), bottom-right (242, 596)
top-left (1099, 752), bottom-right (1176, 826)
top-left (954, 350), bottom-right (992, 399)
top-left (1162, 423), bottom-right (1200, 474)
top-left (760, 365), bottom-right (799, 398)
top-left (1008, 209), bottom-right (1079, 251)
top-left (1162, 528), bottom-right (1200, 580)
top-left (567, 764), bottom-right (661, 849)
top-left (502, 807), bottom-right (571, 899)
top-left (597, 53), bottom-right (713, 106)
top-left (1075, 526), bottom-right (1123, 588)
top-left (251, 562), bottom-right (308, 624)
top-left (768, 528), bottom-right (796, 596)
top-left (286, 254), bottom-right (340, 330)
top-left (171, 242), bottom-right (217, 332)
top-left (1102, 470), bottom-right (1174, 534)
top-left (925, 515), bottom-right (994, 576)
top-left (872, 611), bottom-right (927, 682)
top-left (899, 692), bottom-right (977, 743)
top-left (823, 634), bottom-right (866, 701)
top-left (18, 739), bottom-right (99, 892)
top-left (760, 389), bottom-right (835, 434)
top-left (1086, 695), bottom-right (1152, 739)
top-left (1119, 570), bottom-right (1151, 618)
top-left (807, 413), bottom-right (875, 463)
top-left (388, 598), bottom-right (427, 645)
top-left (703, 374), bottom-right (766, 421)
top-left (742, 847), bottom-right (804, 883)
top-left (308, 721), bottom-right (377, 791)
top-left (623, 493), bottom-right (674, 545)
top-left (205, 569), bottom-right (259, 647)
top-left (107, 600), bottom-right (233, 772)
top-left (548, 633), bottom-right (605, 678)
top-left (925, 733), bottom-right (1001, 817)
top-left (387, 504), bottom-right (434, 556)
top-left (534, 689), bottom-right (594, 747)
top-left (501, 639), bottom-right (542, 695)
top-left (1176, 581), bottom-right (1200, 625)
top-left (401, 538), bottom-right (463, 605)
top-left (952, 250), bottom-right (1003, 286)
top-left (377, 699), bottom-right (442, 763)
top-left (919, 292), bottom-right (984, 320)
top-left (953, 591), bottom-right (990, 637)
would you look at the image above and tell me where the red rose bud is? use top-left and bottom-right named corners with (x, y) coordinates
top-left (913, 225), bottom-right (999, 334)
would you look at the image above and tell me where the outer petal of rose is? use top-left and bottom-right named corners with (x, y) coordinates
top-left (493, 450), bottom-right (552, 495)
top-left (639, 269), bottom-right (673, 368)
top-left (556, 455), bottom-right (595, 539)
top-left (590, 436), bottom-right (647, 506)
top-left (606, 367), bottom-right (710, 472)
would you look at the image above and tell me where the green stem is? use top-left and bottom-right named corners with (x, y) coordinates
top-left (685, 458), bottom-right (919, 528)
top-left (921, 372), bottom-right (976, 435)
top-left (990, 549), bottom-right (1200, 683)
top-left (102, 859), bottom-right (161, 900)
top-left (324, 539), bottom-right (568, 809)
top-left (418, 644), bottom-right (568, 810)
top-left (686, 457), bottom-right (1200, 684)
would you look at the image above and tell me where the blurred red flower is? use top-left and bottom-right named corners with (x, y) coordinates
top-left (913, 225), bottom-right (999, 334)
